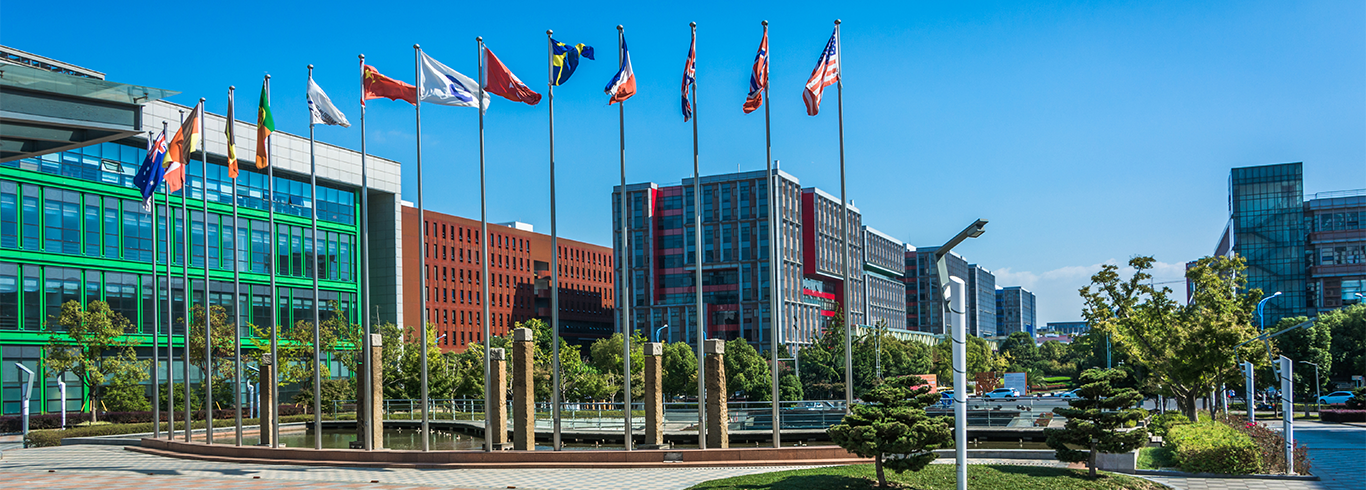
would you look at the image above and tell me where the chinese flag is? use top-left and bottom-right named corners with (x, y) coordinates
top-left (483, 46), bottom-right (541, 105)
top-left (363, 65), bottom-right (417, 105)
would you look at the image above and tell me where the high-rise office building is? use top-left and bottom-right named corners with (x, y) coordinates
top-left (966, 265), bottom-right (996, 337)
top-left (996, 286), bottom-right (1037, 336)
top-left (862, 227), bottom-right (906, 331)
top-left (402, 206), bottom-right (615, 351)
top-left (1304, 191), bottom-right (1365, 310)
top-left (904, 246), bottom-right (967, 335)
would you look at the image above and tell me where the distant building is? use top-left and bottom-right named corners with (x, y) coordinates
top-left (862, 227), bottom-right (907, 331)
top-left (966, 265), bottom-right (997, 337)
top-left (1042, 321), bottom-right (1089, 336)
top-left (905, 246), bottom-right (968, 334)
top-left (996, 286), bottom-right (1037, 336)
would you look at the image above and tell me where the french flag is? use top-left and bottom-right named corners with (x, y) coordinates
top-left (605, 31), bottom-right (637, 105)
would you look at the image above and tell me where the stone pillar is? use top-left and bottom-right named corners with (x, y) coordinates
top-left (488, 348), bottom-right (509, 448)
top-left (512, 328), bottom-right (535, 451)
top-left (357, 333), bottom-right (383, 450)
top-left (704, 339), bottom-right (728, 449)
top-left (643, 342), bottom-right (664, 447)
top-left (259, 354), bottom-right (276, 447)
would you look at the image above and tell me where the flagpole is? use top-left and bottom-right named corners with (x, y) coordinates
top-left (546, 29), bottom-right (562, 452)
top-left (834, 19), bottom-right (853, 415)
top-left (306, 65), bottom-right (323, 451)
top-left (358, 53), bottom-right (375, 452)
top-left (476, 36), bottom-right (496, 454)
top-left (181, 107), bottom-right (192, 444)
top-left (163, 120), bottom-right (174, 441)
top-left (616, 24), bottom-right (633, 452)
top-left (231, 85), bottom-right (244, 446)
top-left (265, 74), bottom-right (281, 448)
top-left (414, 44), bottom-right (431, 453)
top-left (689, 21), bottom-right (706, 451)
top-left (762, 20), bottom-right (781, 449)
top-left (200, 96), bottom-right (214, 446)
top-left (150, 129), bottom-right (161, 440)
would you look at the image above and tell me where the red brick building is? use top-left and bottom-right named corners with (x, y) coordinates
top-left (402, 204), bottom-right (615, 352)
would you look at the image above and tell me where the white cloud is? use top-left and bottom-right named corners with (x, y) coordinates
top-left (992, 259), bottom-right (1189, 325)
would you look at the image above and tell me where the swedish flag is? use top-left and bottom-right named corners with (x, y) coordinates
top-left (551, 39), bottom-right (595, 86)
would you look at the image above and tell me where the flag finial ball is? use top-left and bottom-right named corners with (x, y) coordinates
top-left (690, 21), bottom-right (696, 28)
top-left (413, 44), bottom-right (420, 49)
top-left (835, 19), bottom-right (841, 25)
top-left (547, 29), bottom-right (553, 35)
top-left (230, 85), bottom-right (235, 90)
top-left (359, 54), bottom-right (365, 60)
top-left (199, 97), bottom-right (206, 102)
top-left (308, 64), bottom-right (314, 70)
top-left (762, 20), bottom-right (768, 26)
top-left (476, 36), bottom-right (482, 42)
top-left (617, 25), bottom-right (623, 31)
top-left (265, 74), bottom-right (271, 80)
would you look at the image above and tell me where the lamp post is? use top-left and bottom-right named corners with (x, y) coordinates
top-left (1256, 292), bottom-right (1282, 412)
top-left (16, 363), bottom-right (33, 447)
top-left (654, 324), bottom-right (670, 343)
top-left (1300, 360), bottom-right (1320, 418)
top-left (932, 219), bottom-right (987, 490)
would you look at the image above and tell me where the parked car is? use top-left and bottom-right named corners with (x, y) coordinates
top-left (1319, 391), bottom-right (1356, 405)
top-left (1057, 389), bottom-right (1081, 399)
top-left (983, 388), bottom-right (1020, 400)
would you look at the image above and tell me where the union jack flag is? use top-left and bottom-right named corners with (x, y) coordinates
top-left (743, 26), bottom-right (768, 114)
top-left (681, 29), bottom-right (696, 121)
top-left (802, 27), bottom-right (840, 116)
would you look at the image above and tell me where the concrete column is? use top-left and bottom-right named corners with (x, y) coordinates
top-left (259, 355), bottom-right (276, 447)
top-left (488, 348), bottom-right (508, 448)
top-left (357, 333), bottom-right (383, 450)
top-left (704, 339), bottom-right (728, 449)
top-left (512, 328), bottom-right (535, 451)
top-left (643, 342), bottom-right (664, 447)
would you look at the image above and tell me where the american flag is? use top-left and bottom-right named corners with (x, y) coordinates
top-left (743, 27), bottom-right (768, 114)
top-left (681, 29), bottom-right (696, 121)
top-left (802, 27), bottom-right (840, 116)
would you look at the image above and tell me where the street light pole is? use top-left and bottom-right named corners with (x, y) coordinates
top-left (1300, 360), bottom-right (1319, 418)
top-left (930, 219), bottom-right (987, 490)
top-left (1256, 292), bottom-right (1282, 412)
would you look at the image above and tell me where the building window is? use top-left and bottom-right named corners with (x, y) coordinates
top-left (44, 187), bottom-right (81, 255)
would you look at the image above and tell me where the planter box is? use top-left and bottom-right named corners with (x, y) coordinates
top-left (1096, 449), bottom-right (1137, 473)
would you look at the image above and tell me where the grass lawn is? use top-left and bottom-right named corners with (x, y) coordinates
top-left (1137, 446), bottom-right (1176, 470)
top-left (687, 464), bottom-right (1166, 490)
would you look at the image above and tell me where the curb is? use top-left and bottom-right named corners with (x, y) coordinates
top-left (1135, 469), bottom-right (1320, 481)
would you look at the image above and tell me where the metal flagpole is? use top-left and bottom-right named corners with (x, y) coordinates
top-left (690, 21), bottom-right (706, 451)
top-left (413, 44), bottom-right (431, 452)
top-left (358, 53), bottom-right (374, 451)
top-left (762, 20), bottom-right (781, 448)
top-left (164, 120), bottom-right (174, 441)
top-left (834, 19), bottom-right (853, 414)
top-left (616, 24), bottom-right (633, 452)
top-left (230, 85), bottom-right (244, 446)
top-left (546, 29), bottom-right (562, 452)
top-left (307, 65), bottom-right (323, 451)
top-left (151, 129), bottom-right (161, 440)
top-left (477, 36), bottom-right (494, 453)
top-left (265, 74), bottom-right (281, 448)
top-left (201, 96), bottom-right (214, 445)
top-left (182, 107), bottom-right (192, 443)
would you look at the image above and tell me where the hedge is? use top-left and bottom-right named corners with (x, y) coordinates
top-left (1322, 409), bottom-right (1366, 423)
top-left (24, 414), bottom-right (314, 448)
top-left (1167, 422), bottom-right (1262, 475)
top-left (1147, 413), bottom-right (1191, 438)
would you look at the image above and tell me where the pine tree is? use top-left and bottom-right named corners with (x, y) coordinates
top-left (1045, 368), bottom-right (1149, 477)
top-left (828, 375), bottom-right (951, 487)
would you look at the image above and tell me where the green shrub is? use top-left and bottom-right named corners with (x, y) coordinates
top-left (1348, 387), bottom-right (1366, 410)
top-left (1148, 413), bottom-right (1191, 438)
top-left (1167, 422), bottom-right (1262, 474)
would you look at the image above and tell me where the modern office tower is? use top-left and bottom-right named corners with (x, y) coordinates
top-left (996, 286), bottom-right (1037, 336)
top-left (966, 265), bottom-right (996, 337)
top-left (1304, 190), bottom-right (1365, 311)
top-left (1215, 162), bottom-right (1365, 324)
top-left (0, 47), bottom-right (403, 414)
top-left (862, 227), bottom-right (907, 332)
top-left (904, 246), bottom-right (968, 335)
top-left (402, 206), bottom-right (615, 351)
top-left (611, 169), bottom-right (881, 352)
top-left (1217, 162), bottom-right (1307, 323)
top-left (1040, 321), bottom-right (1089, 336)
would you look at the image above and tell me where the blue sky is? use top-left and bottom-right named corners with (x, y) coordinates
top-left (5, 1), bottom-right (1363, 324)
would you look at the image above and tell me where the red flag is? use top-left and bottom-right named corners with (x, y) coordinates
top-left (802, 28), bottom-right (840, 116)
top-left (482, 46), bottom-right (541, 105)
top-left (363, 65), bottom-right (417, 105)
top-left (743, 27), bottom-right (768, 114)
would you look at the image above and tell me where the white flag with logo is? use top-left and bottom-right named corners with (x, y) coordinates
top-left (418, 51), bottom-right (489, 111)
top-left (308, 77), bottom-right (351, 128)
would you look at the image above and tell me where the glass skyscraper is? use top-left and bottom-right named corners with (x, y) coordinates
top-left (1224, 163), bottom-right (1306, 324)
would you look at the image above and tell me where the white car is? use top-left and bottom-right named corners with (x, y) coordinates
top-left (983, 388), bottom-right (1020, 400)
top-left (1319, 391), bottom-right (1356, 405)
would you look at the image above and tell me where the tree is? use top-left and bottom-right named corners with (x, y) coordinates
top-left (1081, 255), bottom-right (1262, 419)
top-left (42, 301), bottom-right (143, 422)
top-left (828, 375), bottom-right (952, 487)
top-left (588, 332), bottom-right (647, 402)
top-left (1045, 368), bottom-right (1148, 477)
top-left (186, 304), bottom-right (241, 407)
top-left (1318, 304), bottom-right (1364, 385)
top-left (931, 335), bottom-right (994, 391)
top-left (998, 331), bottom-right (1038, 370)
top-left (661, 341), bottom-right (698, 399)
top-left (725, 338), bottom-right (772, 400)
top-left (779, 373), bottom-right (804, 401)
top-left (799, 311), bottom-right (847, 400)
top-left (1272, 316), bottom-right (1331, 414)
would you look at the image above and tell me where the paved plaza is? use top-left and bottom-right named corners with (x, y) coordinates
top-left (0, 423), bottom-right (1360, 490)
